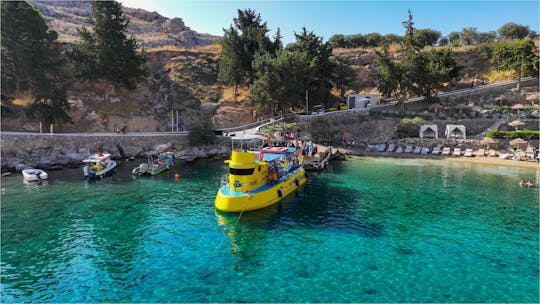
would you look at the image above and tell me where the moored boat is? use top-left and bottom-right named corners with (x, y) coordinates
top-left (215, 146), bottom-right (307, 212)
top-left (22, 168), bottom-right (48, 182)
top-left (83, 152), bottom-right (117, 180)
top-left (132, 151), bottom-right (174, 176)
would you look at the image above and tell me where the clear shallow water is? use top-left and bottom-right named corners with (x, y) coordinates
top-left (1, 158), bottom-right (538, 302)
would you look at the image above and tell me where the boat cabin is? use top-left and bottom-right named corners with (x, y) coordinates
top-left (225, 147), bottom-right (300, 193)
top-left (83, 153), bottom-right (112, 171)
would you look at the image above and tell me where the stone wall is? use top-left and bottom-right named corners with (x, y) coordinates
top-left (1, 133), bottom-right (231, 171)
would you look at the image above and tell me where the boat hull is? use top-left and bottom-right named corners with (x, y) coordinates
top-left (215, 169), bottom-right (307, 212)
top-left (84, 161), bottom-right (117, 180)
top-left (22, 169), bottom-right (48, 182)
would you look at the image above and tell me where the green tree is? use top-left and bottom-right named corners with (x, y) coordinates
top-left (1, 1), bottom-right (57, 95)
top-left (477, 31), bottom-right (497, 44)
top-left (348, 34), bottom-right (366, 48)
top-left (491, 39), bottom-right (539, 91)
top-left (218, 26), bottom-right (244, 102)
top-left (448, 31), bottom-right (461, 46)
top-left (498, 22), bottom-right (531, 40)
top-left (26, 85), bottom-right (72, 125)
top-left (250, 50), bottom-right (311, 115)
top-left (381, 33), bottom-right (403, 46)
top-left (328, 34), bottom-right (347, 48)
top-left (273, 27), bottom-right (283, 51)
top-left (423, 48), bottom-right (460, 98)
top-left (460, 27), bottom-right (478, 45)
top-left (1, 1), bottom-right (70, 124)
top-left (414, 29), bottom-right (441, 47)
top-left (374, 10), bottom-right (459, 111)
top-left (330, 56), bottom-right (356, 98)
top-left (69, 1), bottom-right (147, 89)
top-left (289, 28), bottom-right (334, 107)
top-left (365, 32), bottom-right (382, 47)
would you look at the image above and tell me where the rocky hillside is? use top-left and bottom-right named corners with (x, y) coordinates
top-left (28, 0), bottom-right (219, 48)
top-left (333, 46), bottom-right (493, 93)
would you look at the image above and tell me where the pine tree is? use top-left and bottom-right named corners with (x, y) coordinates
top-left (1, 1), bottom-right (57, 95)
top-left (1, 1), bottom-right (70, 125)
top-left (69, 1), bottom-right (146, 89)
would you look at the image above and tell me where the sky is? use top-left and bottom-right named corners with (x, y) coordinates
top-left (120, 0), bottom-right (540, 44)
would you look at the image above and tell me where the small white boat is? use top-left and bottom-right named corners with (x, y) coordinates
top-left (22, 168), bottom-right (48, 182)
top-left (82, 152), bottom-right (117, 180)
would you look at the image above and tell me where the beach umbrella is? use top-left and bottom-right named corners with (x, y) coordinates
top-left (508, 120), bottom-right (525, 131)
top-left (480, 137), bottom-right (499, 149)
top-left (509, 138), bottom-right (528, 150)
top-left (511, 104), bottom-right (525, 117)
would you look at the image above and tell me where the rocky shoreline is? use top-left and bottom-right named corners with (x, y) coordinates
top-left (1, 134), bottom-right (230, 172)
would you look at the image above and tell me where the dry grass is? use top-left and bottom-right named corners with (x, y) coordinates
top-left (147, 43), bottom-right (221, 54)
top-left (194, 44), bottom-right (222, 53)
top-left (482, 69), bottom-right (516, 83)
top-left (147, 45), bottom-right (189, 53)
top-left (333, 43), bottom-right (402, 55)
top-left (220, 86), bottom-right (250, 103)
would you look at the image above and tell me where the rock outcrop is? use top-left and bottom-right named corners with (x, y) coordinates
top-left (28, 0), bottom-right (218, 48)
top-left (1, 134), bottom-right (230, 171)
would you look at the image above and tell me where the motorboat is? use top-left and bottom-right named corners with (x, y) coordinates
top-left (215, 146), bottom-right (307, 212)
top-left (82, 152), bottom-right (117, 180)
top-left (22, 168), bottom-right (48, 182)
top-left (132, 151), bottom-right (174, 176)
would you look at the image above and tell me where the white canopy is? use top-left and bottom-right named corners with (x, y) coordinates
top-left (229, 134), bottom-right (264, 140)
top-left (445, 125), bottom-right (466, 139)
top-left (419, 124), bottom-right (438, 139)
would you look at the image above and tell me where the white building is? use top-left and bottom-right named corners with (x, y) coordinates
top-left (346, 94), bottom-right (380, 109)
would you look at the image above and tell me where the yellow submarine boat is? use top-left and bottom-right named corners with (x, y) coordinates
top-left (215, 146), bottom-right (307, 212)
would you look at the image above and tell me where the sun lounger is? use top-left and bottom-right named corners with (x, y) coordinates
top-left (386, 144), bottom-right (395, 152)
top-left (404, 146), bottom-right (412, 153)
top-left (488, 149), bottom-right (498, 157)
top-left (413, 146), bottom-right (421, 154)
top-left (421, 147), bottom-right (429, 154)
top-left (499, 152), bottom-right (513, 159)
top-left (376, 144), bottom-right (386, 152)
top-left (395, 146), bottom-right (403, 153)
top-left (474, 149), bottom-right (485, 157)
top-left (441, 147), bottom-right (451, 156)
top-left (453, 148), bottom-right (462, 156)
top-left (431, 147), bottom-right (440, 155)
top-left (464, 148), bottom-right (473, 157)
top-left (365, 144), bottom-right (374, 152)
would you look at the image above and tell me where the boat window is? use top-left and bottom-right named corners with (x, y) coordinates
top-left (230, 168), bottom-right (254, 175)
top-left (258, 165), bottom-right (261, 172)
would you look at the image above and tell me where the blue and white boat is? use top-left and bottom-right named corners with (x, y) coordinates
top-left (83, 152), bottom-right (117, 180)
top-left (132, 151), bottom-right (174, 176)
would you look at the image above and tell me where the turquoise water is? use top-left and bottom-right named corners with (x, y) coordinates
top-left (1, 158), bottom-right (538, 302)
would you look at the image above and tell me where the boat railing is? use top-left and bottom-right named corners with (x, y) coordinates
top-left (220, 175), bottom-right (228, 187)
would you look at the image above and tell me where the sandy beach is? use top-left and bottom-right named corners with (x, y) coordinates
top-left (347, 150), bottom-right (540, 169)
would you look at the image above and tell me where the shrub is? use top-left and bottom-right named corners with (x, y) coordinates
top-left (395, 117), bottom-right (425, 138)
top-left (486, 129), bottom-right (539, 140)
top-left (189, 121), bottom-right (216, 146)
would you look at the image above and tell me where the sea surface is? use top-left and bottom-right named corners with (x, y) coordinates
top-left (1, 157), bottom-right (538, 302)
